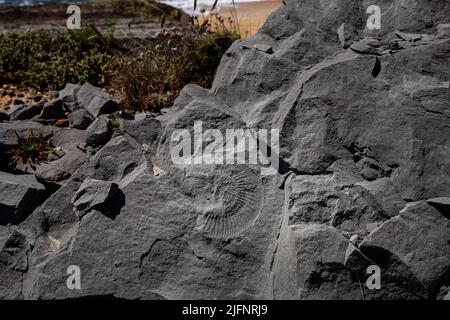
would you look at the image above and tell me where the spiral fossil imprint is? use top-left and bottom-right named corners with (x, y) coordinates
top-left (183, 165), bottom-right (264, 240)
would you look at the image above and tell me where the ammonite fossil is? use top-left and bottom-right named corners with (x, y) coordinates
top-left (181, 165), bottom-right (264, 240)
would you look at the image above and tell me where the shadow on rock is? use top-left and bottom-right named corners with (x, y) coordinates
top-left (94, 189), bottom-right (126, 220)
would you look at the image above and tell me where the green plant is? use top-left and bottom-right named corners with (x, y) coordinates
top-left (7, 130), bottom-right (54, 170)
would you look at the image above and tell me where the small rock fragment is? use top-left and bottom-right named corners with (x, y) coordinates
top-left (71, 178), bottom-right (119, 216)
top-left (40, 99), bottom-right (67, 120)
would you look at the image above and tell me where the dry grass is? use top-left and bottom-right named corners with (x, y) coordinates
top-left (115, 3), bottom-right (241, 112)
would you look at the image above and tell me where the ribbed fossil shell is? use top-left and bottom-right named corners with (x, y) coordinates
top-left (183, 165), bottom-right (264, 240)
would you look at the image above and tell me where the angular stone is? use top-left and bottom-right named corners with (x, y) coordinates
top-left (71, 178), bottom-right (119, 216)
top-left (0, 121), bottom-right (54, 151)
top-left (35, 128), bottom-right (88, 184)
top-left (69, 109), bottom-right (94, 130)
top-left (85, 115), bottom-right (113, 147)
top-left (3, 0), bottom-right (450, 301)
top-left (40, 99), bottom-right (67, 120)
top-left (254, 44), bottom-right (274, 54)
top-left (288, 224), bottom-right (363, 299)
top-left (58, 83), bottom-right (80, 100)
top-left (10, 100), bottom-right (45, 121)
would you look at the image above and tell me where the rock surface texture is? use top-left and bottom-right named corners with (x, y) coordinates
top-left (0, 0), bottom-right (449, 300)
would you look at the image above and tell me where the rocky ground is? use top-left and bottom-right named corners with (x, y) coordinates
top-left (1, 0), bottom-right (450, 300)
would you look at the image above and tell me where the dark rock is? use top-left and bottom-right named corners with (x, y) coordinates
top-left (10, 100), bottom-right (45, 121)
top-left (77, 83), bottom-right (118, 117)
top-left (0, 228), bottom-right (29, 299)
top-left (6, 104), bottom-right (25, 116)
top-left (350, 39), bottom-right (383, 55)
top-left (85, 115), bottom-right (113, 147)
top-left (437, 24), bottom-right (450, 38)
top-left (395, 31), bottom-right (422, 42)
top-left (0, 112), bottom-right (9, 122)
top-left (69, 109), bottom-right (94, 130)
top-left (360, 201), bottom-right (450, 298)
top-left (437, 286), bottom-right (450, 300)
top-left (59, 83), bottom-right (81, 112)
top-left (71, 178), bottom-right (119, 217)
top-left (337, 23), bottom-right (354, 48)
top-left (35, 128), bottom-right (88, 184)
top-left (40, 99), bottom-right (67, 120)
top-left (59, 83), bottom-right (80, 100)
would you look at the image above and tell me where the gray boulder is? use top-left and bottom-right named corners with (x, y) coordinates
top-left (360, 201), bottom-right (450, 298)
top-left (58, 83), bottom-right (80, 100)
top-left (69, 109), bottom-right (94, 130)
top-left (2, 0), bottom-right (450, 300)
top-left (40, 99), bottom-right (67, 120)
top-left (85, 115), bottom-right (113, 147)
top-left (71, 178), bottom-right (119, 217)
top-left (9, 100), bottom-right (45, 121)
top-left (0, 172), bottom-right (46, 224)
top-left (77, 83), bottom-right (118, 117)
